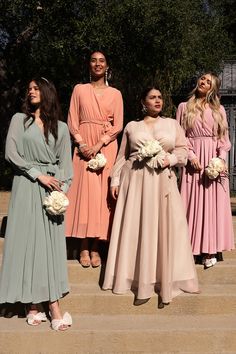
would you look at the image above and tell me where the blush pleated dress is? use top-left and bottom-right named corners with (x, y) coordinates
top-left (102, 118), bottom-right (199, 303)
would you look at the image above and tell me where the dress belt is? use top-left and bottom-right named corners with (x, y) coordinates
top-left (80, 120), bottom-right (112, 133)
top-left (189, 135), bottom-right (215, 139)
top-left (30, 161), bottom-right (59, 175)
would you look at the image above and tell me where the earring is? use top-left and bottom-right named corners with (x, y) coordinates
top-left (105, 69), bottom-right (109, 86)
top-left (142, 105), bottom-right (147, 114)
top-left (89, 72), bottom-right (92, 82)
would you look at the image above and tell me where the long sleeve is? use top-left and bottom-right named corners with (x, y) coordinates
top-left (217, 106), bottom-right (231, 160)
top-left (100, 90), bottom-right (124, 145)
top-left (167, 120), bottom-right (188, 167)
top-left (5, 113), bottom-right (42, 180)
top-left (176, 102), bottom-right (197, 161)
top-left (110, 125), bottom-right (130, 187)
top-left (56, 123), bottom-right (73, 193)
top-left (67, 84), bottom-right (83, 143)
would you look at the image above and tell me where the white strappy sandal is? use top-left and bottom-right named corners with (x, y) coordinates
top-left (26, 312), bottom-right (47, 326)
top-left (51, 312), bottom-right (72, 331)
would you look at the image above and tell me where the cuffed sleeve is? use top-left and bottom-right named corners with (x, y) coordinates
top-left (101, 90), bottom-right (124, 145)
top-left (5, 113), bottom-right (42, 180)
top-left (176, 102), bottom-right (197, 161)
top-left (166, 120), bottom-right (188, 167)
top-left (217, 106), bottom-right (231, 160)
top-left (110, 125), bottom-right (129, 187)
top-left (67, 84), bottom-right (83, 143)
top-left (56, 123), bottom-right (73, 193)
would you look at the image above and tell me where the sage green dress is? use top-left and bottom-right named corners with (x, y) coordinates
top-left (0, 113), bottom-right (73, 304)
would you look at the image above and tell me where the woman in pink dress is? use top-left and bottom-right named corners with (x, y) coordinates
top-left (102, 87), bottom-right (199, 306)
top-left (65, 51), bottom-right (123, 267)
top-left (176, 73), bottom-right (234, 268)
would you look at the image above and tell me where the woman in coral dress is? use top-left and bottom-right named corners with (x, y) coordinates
top-left (102, 87), bottom-right (199, 306)
top-left (176, 73), bottom-right (234, 268)
top-left (66, 51), bottom-right (123, 267)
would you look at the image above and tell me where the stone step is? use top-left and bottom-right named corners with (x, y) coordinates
top-left (0, 314), bottom-right (235, 353)
top-left (59, 283), bottom-right (236, 316)
top-left (1, 249), bottom-right (236, 285)
top-left (0, 234), bottom-right (236, 258)
top-left (0, 192), bottom-right (10, 214)
top-left (66, 259), bottom-right (236, 286)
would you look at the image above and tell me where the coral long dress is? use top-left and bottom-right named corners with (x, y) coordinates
top-left (176, 102), bottom-right (234, 256)
top-left (65, 83), bottom-right (123, 240)
top-left (102, 118), bottom-right (199, 303)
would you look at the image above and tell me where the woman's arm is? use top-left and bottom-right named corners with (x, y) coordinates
top-left (56, 123), bottom-right (73, 193)
top-left (176, 102), bottom-right (202, 170)
top-left (5, 114), bottom-right (42, 180)
top-left (110, 125), bottom-right (130, 198)
top-left (100, 90), bottom-right (124, 145)
top-left (67, 84), bottom-right (84, 144)
top-left (217, 106), bottom-right (231, 161)
top-left (166, 120), bottom-right (188, 167)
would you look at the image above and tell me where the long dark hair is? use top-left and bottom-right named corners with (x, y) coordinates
top-left (22, 77), bottom-right (63, 143)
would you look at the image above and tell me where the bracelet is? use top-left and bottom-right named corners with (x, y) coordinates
top-left (78, 143), bottom-right (87, 150)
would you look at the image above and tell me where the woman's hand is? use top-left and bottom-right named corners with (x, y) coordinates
top-left (218, 158), bottom-right (228, 173)
top-left (79, 140), bottom-right (104, 159)
top-left (79, 146), bottom-right (94, 159)
top-left (190, 158), bottom-right (202, 171)
top-left (111, 186), bottom-right (119, 200)
top-left (37, 175), bottom-right (63, 191)
top-left (162, 157), bottom-right (170, 169)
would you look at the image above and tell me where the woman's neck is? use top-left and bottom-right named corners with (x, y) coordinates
top-left (91, 77), bottom-right (106, 88)
top-left (144, 115), bottom-right (160, 122)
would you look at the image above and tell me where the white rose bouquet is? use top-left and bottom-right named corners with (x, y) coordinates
top-left (137, 140), bottom-right (165, 169)
top-left (87, 153), bottom-right (107, 171)
top-left (43, 191), bottom-right (69, 215)
top-left (205, 157), bottom-right (226, 180)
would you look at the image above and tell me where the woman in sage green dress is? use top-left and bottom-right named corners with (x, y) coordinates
top-left (0, 77), bottom-right (73, 330)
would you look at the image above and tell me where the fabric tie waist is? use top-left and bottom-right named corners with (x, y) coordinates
top-left (189, 135), bottom-right (215, 139)
top-left (31, 161), bottom-right (59, 175)
top-left (80, 119), bottom-right (113, 134)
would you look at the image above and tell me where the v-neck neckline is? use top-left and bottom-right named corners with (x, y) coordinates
top-left (142, 117), bottom-right (162, 133)
top-left (90, 83), bottom-right (110, 98)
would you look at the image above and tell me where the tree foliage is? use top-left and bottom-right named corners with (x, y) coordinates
top-left (0, 0), bottom-right (234, 187)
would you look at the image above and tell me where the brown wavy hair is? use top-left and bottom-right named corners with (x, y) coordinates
top-left (22, 77), bottom-right (63, 143)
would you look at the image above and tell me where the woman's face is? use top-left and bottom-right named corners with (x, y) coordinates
top-left (197, 74), bottom-right (212, 96)
top-left (143, 89), bottom-right (163, 117)
top-left (28, 81), bottom-right (41, 105)
top-left (89, 52), bottom-right (108, 79)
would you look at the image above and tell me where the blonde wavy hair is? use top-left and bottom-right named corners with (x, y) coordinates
top-left (182, 73), bottom-right (227, 138)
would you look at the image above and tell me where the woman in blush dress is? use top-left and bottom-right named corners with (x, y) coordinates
top-left (0, 77), bottom-right (73, 330)
top-left (176, 73), bottom-right (234, 268)
top-left (65, 51), bottom-right (123, 268)
top-left (102, 87), bottom-right (199, 306)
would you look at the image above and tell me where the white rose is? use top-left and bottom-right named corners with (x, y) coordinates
top-left (43, 191), bottom-right (69, 215)
top-left (87, 153), bottom-right (107, 170)
top-left (88, 158), bottom-right (99, 170)
top-left (96, 153), bottom-right (107, 168)
top-left (210, 157), bottom-right (225, 173)
top-left (137, 139), bottom-right (164, 162)
top-left (205, 166), bottom-right (219, 180)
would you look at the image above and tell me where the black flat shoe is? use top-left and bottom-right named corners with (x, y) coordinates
top-left (133, 297), bottom-right (150, 306)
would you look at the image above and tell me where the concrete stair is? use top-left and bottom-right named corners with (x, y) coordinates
top-left (0, 192), bottom-right (236, 353)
